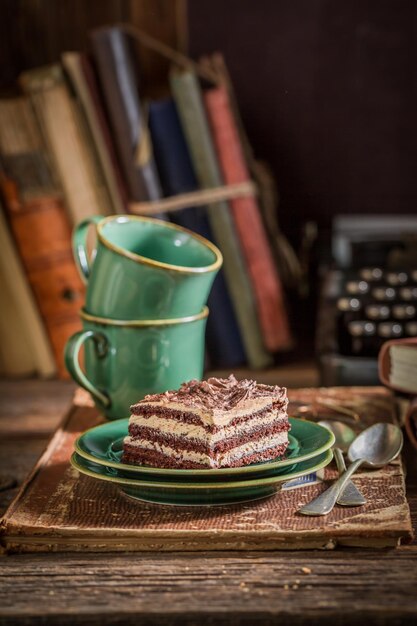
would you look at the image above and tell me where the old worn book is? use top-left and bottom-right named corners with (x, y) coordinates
top-left (170, 68), bottom-right (271, 369)
top-left (0, 386), bottom-right (412, 553)
top-left (20, 64), bottom-right (111, 224)
top-left (0, 173), bottom-right (84, 378)
top-left (148, 97), bottom-right (246, 368)
top-left (62, 52), bottom-right (127, 215)
top-left (0, 202), bottom-right (56, 378)
top-left (0, 97), bottom-right (57, 198)
top-left (0, 97), bottom-right (84, 377)
top-left (379, 338), bottom-right (417, 449)
top-left (90, 26), bottom-right (162, 203)
top-left (379, 338), bottom-right (417, 395)
top-left (204, 84), bottom-right (292, 352)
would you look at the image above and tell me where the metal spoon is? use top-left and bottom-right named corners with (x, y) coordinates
top-left (318, 420), bottom-right (356, 453)
top-left (318, 420), bottom-right (366, 506)
top-left (298, 423), bottom-right (403, 516)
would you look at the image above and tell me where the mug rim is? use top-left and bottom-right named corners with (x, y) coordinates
top-left (97, 215), bottom-right (223, 274)
top-left (81, 306), bottom-right (209, 327)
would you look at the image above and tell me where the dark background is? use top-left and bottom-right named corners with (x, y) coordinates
top-left (189, 0), bottom-right (417, 243)
top-left (1, 0), bottom-right (416, 246)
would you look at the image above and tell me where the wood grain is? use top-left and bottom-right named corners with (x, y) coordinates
top-left (0, 379), bottom-right (75, 437)
top-left (1, 551), bottom-right (417, 625)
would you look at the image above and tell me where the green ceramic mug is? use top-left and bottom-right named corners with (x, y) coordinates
top-left (64, 307), bottom-right (208, 420)
top-left (73, 215), bottom-right (222, 319)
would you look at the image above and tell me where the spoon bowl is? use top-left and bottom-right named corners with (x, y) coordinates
top-left (318, 420), bottom-right (356, 453)
top-left (348, 422), bottom-right (403, 468)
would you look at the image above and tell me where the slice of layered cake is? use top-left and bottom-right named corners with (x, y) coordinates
top-left (122, 375), bottom-right (290, 469)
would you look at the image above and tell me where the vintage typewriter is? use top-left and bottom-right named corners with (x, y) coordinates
top-left (316, 216), bottom-right (417, 386)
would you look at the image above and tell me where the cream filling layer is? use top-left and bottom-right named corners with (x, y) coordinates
top-left (129, 411), bottom-right (288, 444)
top-left (132, 397), bottom-right (288, 427)
top-left (124, 431), bottom-right (289, 467)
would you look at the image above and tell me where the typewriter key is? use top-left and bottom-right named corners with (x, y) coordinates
top-left (378, 322), bottom-right (403, 338)
top-left (365, 304), bottom-right (390, 320)
top-left (385, 271), bottom-right (408, 286)
top-left (392, 304), bottom-right (416, 320)
top-left (372, 287), bottom-right (397, 301)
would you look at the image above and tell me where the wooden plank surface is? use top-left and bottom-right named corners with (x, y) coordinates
top-left (1, 550), bottom-right (417, 626)
top-left (0, 379), bottom-right (416, 625)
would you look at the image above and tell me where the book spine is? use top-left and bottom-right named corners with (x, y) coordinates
top-left (90, 27), bottom-right (162, 203)
top-left (170, 69), bottom-right (272, 369)
top-left (204, 85), bottom-right (292, 352)
top-left (62, 52), bottom-right (128, 215)
top-left (0, 203), bottom-right (56, 377)
top-left (404, 396), bottom-right (417, 451)
top-left (19, 65), bottom-right (112, 224)
top-left (148, 98), bottom-right (246, 367)
top-left (1, 177), bottom-right (85, 378)
top-left (378, 337), bottom-right (417, 394)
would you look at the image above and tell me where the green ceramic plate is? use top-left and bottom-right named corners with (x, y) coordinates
top-left (74, 417), bottom-right (334, 480)
top-left (71, 449), bottom-right (333, 506)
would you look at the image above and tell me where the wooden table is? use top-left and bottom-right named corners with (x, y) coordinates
top-left (1, 380), bottom-right (416, 626)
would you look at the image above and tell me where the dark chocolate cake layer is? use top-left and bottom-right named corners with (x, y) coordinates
top-left (122, 442), bottom-right (290, 470)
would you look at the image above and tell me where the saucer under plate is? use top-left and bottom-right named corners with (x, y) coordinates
top-left (71, 449), bottom-right (333, 506)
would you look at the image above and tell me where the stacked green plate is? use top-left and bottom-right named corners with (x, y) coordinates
top-left (72, 418), bottom-right (335, 506)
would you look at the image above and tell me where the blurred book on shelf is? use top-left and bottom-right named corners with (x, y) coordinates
top-left (204, 81), bottom-right (291, 353)
top-left (61, 52), bottom-right (128, 215)
top-left (0, 201), bottom-right (56, 378)
top-left (379, 338), bottom-right (417, 450)
top-left (0, 23), bottom-right (297, 376)
top-left (20, 64), bottom-right (112, 223)
top-left (170, 67), bottom-right (273, 369)
top-left (90, 26), bottom-right (163, 205)
top-left (0, 98), bottom-right (85, 378)
top-left (379, 338), bottom-right (417, 395)
top-left (148, 97), bottom-right (246, 368)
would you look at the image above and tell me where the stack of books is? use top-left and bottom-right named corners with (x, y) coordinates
top-left (0, 25), bottom-right (292, 378)
top-left (379, 338), bottom-right (417, 450)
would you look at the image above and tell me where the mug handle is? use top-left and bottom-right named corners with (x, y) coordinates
top-left (72, 215), bottom-right (103, 284)
top-left (64, 330), bottom-right (111, 408)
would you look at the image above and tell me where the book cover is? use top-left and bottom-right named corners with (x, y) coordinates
top-left (379, 338), bottom-right (417, 450)
top-left (20, 64), bottom-right (112, 224)
top-left (148, 98), bottom-right (246, 367)
top-left (62, 51), bottom-right (128, 215)
top-left (90, 26), bottom-right (162, 203)
top-left (379, 338), bottom-right (417, 395)
top-left (204, 85), bottom-right (292, 352)
top-left (0, 97), bottom-right (84, 377)
top-left (170, 68), bottom-right (272, 369)
top-left (2, 179), bottom-right (85, 378)
top-left (204, 53), bottom-right (302, 291)
top-left (0, 202), bottom-right (56, 378)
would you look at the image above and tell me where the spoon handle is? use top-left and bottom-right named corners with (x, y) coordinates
top-left (334, 448), bottom-right (366, 507)
top-left (298, 458), bottom-right (364, 516)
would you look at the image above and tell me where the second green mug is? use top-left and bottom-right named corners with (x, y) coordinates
top-left (73, 215), bottom-right (222, 319)
top-left (64, 307), bottom-right (208, 420)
